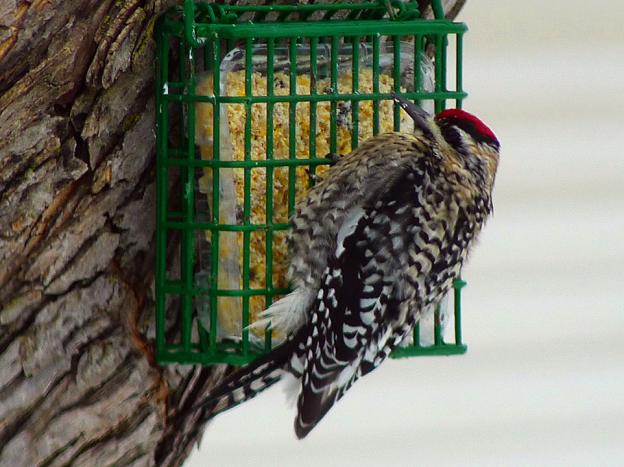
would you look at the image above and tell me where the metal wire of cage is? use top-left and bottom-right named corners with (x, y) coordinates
top-left (155, 0), bottom-right (468, 365)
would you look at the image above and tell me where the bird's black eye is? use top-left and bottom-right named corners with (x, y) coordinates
top-left (440, 125), bottom-right (465, 153)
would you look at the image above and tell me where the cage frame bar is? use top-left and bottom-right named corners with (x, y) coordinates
top-left (155, 1), bottom-right (469, 365)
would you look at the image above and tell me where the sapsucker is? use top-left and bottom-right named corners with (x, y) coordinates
top-left (199, 94), bottom-right (500, 439)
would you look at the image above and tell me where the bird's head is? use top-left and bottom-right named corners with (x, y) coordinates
top-left (392, 93), bottom-right (500, 191)
top-left (434, 108), bottom-right (500, 190)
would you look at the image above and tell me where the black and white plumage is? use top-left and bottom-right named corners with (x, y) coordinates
top-left (200, 95), bottom-right (500, 438)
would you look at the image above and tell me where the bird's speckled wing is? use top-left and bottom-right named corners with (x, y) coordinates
top-left (294, 156), bottom-right (466, 437)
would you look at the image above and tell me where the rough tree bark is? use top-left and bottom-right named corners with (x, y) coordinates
top-left (0, 1), bottom-right (465, 466)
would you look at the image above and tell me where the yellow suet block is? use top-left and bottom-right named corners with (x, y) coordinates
top-left (195, 68), bottom-right (411, 340)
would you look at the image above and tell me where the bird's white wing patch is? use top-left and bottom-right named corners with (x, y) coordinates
top-left (335, 206), bottom-right (366, 258)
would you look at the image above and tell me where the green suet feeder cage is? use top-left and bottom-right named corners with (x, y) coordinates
top-left (155, 0), bottom-right (468, 365)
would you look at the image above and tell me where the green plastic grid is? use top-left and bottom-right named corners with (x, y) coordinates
top-left (155, 0), bottom-right (468, 366)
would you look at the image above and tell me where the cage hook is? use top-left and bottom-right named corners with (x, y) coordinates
top-left (430, 0), bottom-right (447, 20)
top-left (183, 0), bottom-right (206, 48)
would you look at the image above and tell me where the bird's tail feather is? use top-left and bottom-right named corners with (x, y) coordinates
top-left (196, 332), bottom-right (302, 420)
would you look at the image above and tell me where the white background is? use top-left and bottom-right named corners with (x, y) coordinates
top-left (187, 1), bottom-right (624, 465)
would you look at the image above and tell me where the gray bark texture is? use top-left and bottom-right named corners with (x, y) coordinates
top-left (0, 1), bottom-right (465, 466)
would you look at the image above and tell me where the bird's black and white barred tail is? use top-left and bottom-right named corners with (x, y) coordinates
top-left (198, 332), bottom-right (305, 420)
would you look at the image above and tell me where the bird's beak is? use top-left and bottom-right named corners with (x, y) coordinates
top-left (391, 92), bottom-right (431, 134)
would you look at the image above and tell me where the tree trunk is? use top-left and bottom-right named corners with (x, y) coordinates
top-left (0, 1), bottom-right (465, 466)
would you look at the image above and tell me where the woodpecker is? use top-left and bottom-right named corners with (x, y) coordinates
top-left (200, 94), bottom-right (500, 438)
